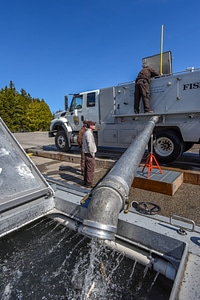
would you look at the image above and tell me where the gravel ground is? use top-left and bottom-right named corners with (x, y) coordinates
top-left (129, 182), bottom-right (200, 225)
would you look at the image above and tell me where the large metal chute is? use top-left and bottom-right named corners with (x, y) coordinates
top-left (81, 116), bottom-right (159, 240)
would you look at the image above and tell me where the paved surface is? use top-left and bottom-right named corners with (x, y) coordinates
top-left (14, 131), bottom-right (55, 149)
top-left (14, 132), bottom-right (200, 226)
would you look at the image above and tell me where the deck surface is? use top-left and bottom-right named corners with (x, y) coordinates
top-left (133, 167), bottom-right (183, 195)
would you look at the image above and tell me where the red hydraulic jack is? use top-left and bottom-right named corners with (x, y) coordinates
top-left (142, 134), bottom-right (162, 178)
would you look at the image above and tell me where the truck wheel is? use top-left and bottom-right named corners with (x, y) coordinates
top-left (183, 142), bottom-right (194, 152)
top-left (55, 131), bottom-right (70, 152)
top-left (149, 131), bottom-right (184, 163)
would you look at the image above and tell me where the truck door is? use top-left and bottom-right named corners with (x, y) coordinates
top-left (68, 94), bottom-right (83, 126)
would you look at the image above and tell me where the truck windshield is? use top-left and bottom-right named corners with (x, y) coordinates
top-left (69, 95), bottom-right (83, 112)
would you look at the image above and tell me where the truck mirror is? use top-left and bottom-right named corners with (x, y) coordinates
top-left (64, 96), bottom-right (68, 111)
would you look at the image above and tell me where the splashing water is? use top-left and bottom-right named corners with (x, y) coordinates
top-left (0, 217), bottom-right (173, 300)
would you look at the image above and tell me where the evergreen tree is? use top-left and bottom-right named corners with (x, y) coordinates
top-left (0, 81), bottom-right (53, 132)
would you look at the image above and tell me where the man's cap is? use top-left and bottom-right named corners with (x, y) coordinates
top-left (83, 119), bottom-right (88, 126)
top-left (87, 120), bottom-right (96, 127)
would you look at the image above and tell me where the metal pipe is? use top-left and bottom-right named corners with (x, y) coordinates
top-left (81, 116), bottom-right (159, 240)
top-left (104, 240), bottom-right (176, 281)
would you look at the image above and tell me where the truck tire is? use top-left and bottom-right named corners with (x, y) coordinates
top-left (183, 142), bottom-right (194, 152)
top-left (149, 130), bottom-right (184, 163)
top-left (55, 130), bottom-right (70, 152)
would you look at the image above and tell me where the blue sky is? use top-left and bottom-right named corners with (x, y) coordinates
top-left (1, 0), bottom-right (200, 114)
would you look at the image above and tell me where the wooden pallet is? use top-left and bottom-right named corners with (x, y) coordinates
top-left (132, 167), bottom-right (183, 196)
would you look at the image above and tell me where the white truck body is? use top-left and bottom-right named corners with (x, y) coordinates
top-left (49, 52), bottom-right (200, 163)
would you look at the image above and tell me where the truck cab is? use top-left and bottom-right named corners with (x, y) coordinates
top-left (67, 91), bottom-right (100, 126)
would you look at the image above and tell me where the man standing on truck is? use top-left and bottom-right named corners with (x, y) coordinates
top-left (134, 64), bottom-right (160, 114)
top-left (82, 120), bottom-right (97, 188)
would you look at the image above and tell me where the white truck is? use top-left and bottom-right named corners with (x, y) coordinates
top-left (49, 51), bottom-right (200, 163)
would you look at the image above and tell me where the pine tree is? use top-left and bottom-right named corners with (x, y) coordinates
top-left (0, 81), bottom-right (53, 132)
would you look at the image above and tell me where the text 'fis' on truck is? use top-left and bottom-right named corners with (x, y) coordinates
top-left (49, 51), bottom-right (200, 163)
